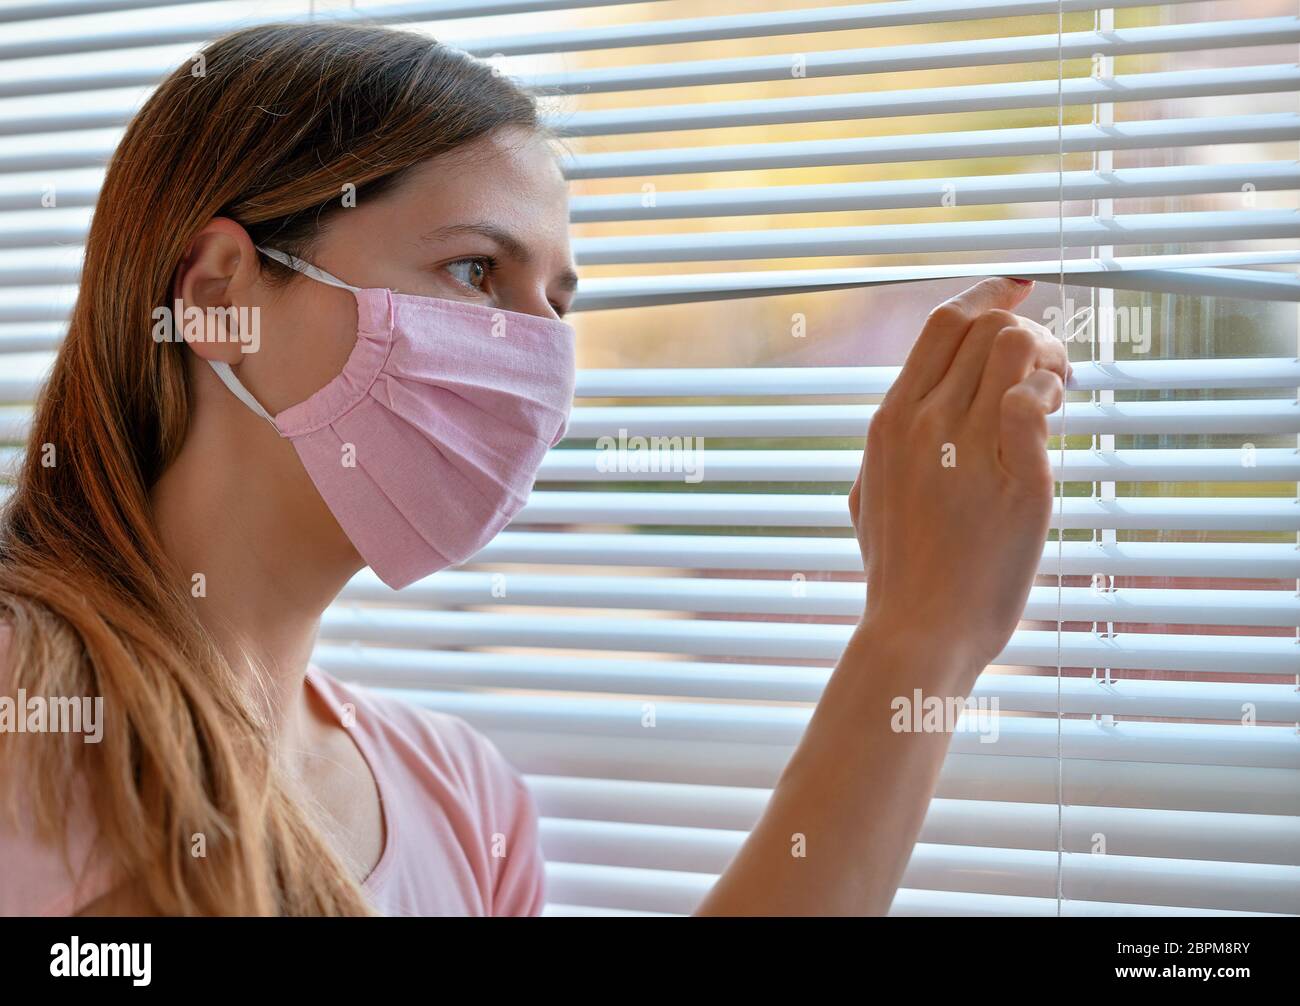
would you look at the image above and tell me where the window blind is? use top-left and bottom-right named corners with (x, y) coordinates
top-left (0, 0), bottom-right (1296, 917)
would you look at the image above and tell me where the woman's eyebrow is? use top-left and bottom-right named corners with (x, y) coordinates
top-left (420, 221), bottom-right (579, 292)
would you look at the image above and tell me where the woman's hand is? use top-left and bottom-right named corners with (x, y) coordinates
top-left (697, 276), bottom-right (1070, 916)
top-left (848, 277), bottom-right (1069, 683)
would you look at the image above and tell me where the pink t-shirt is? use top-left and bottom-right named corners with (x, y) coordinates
top-left (0, 639), bottom-right (546, 916)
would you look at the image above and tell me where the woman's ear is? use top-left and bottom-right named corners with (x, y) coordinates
top-left (168, 219), bottom-right (262, 365)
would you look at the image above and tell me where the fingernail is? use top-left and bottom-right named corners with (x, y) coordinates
top-left (1009, 277), bottom-right (1034, 286)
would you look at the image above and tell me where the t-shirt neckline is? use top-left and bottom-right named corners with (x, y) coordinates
top-left (302, 665), bottom-right (396, 893)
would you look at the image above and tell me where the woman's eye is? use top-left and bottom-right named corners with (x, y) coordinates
top-left (445, 257), bottom-right (491, 291)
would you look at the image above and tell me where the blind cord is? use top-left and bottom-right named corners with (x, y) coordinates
top-left (1054, 0), bottom-right (1067, 919)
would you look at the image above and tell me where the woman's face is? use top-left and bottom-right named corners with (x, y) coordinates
top-left (178, 124), bottom-right (577, 418)
top-left (304, 123), bottom-right (578, 315)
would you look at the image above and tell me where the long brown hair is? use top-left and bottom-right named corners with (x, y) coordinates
top-left (0, 22), bottom-right (544, 915)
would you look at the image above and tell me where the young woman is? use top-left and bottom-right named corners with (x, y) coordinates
top-left (0, 22), bottom-right (1066, 916)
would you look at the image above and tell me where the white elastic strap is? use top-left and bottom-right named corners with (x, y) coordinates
top-left (208, 359), bottom-right (278, 429)
top-left (256, 245), bottom-right (362, 292)
top-left (207, 246), bottom-right (360, 428)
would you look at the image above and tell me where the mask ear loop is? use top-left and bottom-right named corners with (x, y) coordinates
top-left (256, 245), bottom-right (362, 293)
top-left (206, 246), bottom-right (364, 430)
top-left (209, 360), bottom-right (278, 427)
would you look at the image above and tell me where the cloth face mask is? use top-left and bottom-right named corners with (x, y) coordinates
top-left (208, 246), bottom-right (576, 590)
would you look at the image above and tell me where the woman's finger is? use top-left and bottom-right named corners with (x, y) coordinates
top-left (931, 311), bottom-right (1058, 415)
top-left (888, 277), bottom-right (1034, 404)
top-left (998, 368), bottom-right (1064, 487)
top-left (971, 324), bottom-right (1069, 429)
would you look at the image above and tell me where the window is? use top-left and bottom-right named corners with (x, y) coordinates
top-left (0, 0), bottom-right (1296, 916)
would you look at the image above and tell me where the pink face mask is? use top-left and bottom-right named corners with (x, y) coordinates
top-left (208, 246), bottom-right (576, 590)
